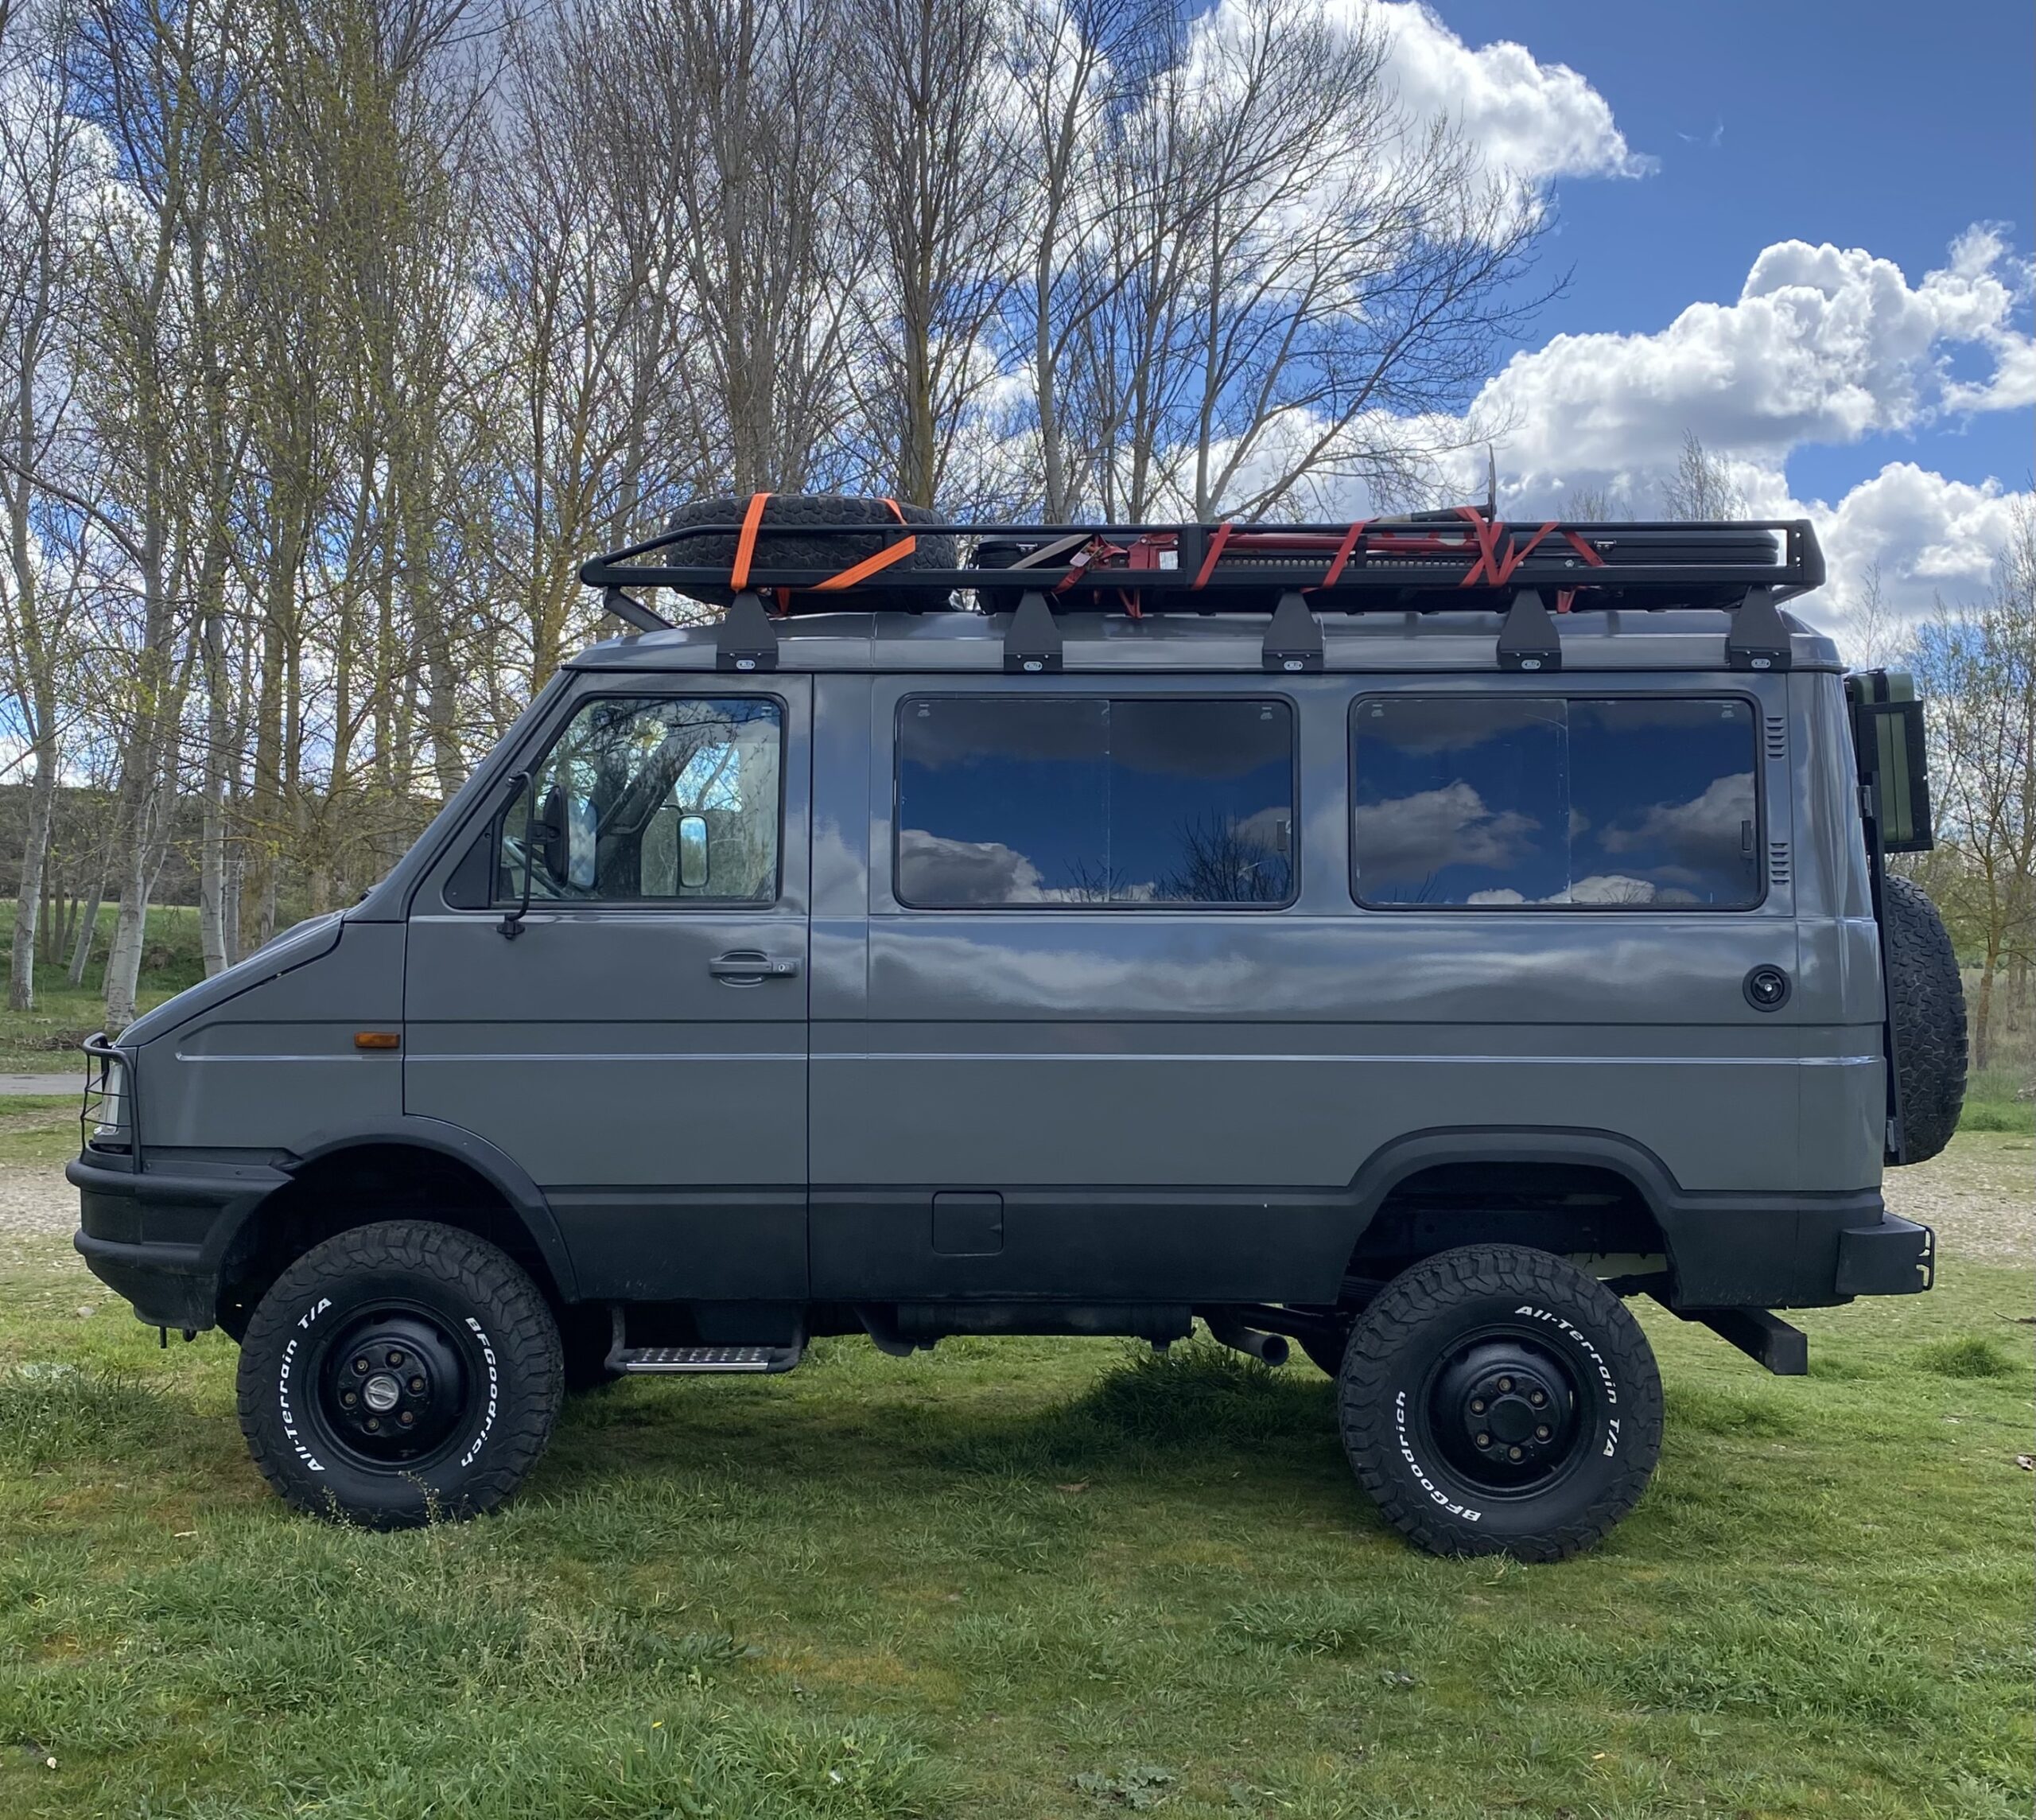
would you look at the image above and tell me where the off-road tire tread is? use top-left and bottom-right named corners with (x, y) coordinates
top-left (237, 1220), bottom-right (562, 1527)
top-left (1338, 1244), bottom-right (1661, 1563)
top-left (1880, 873), bottom-right (1967, 1164)
top-left (662, 492), bottom-right (955, 606)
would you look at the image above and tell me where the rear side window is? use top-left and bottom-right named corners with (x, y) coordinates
top-left (896, 696), bottom-right (1296, 908)
top-left (1351, 695), bottom-right (1761, 908)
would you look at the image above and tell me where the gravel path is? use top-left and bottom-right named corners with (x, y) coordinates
top-left (1883, 1134), bottom-right (2034, 1268)
top-left (0, 1073), bottom-right (76, 1097)
top-left (3, 1138), bottom-right (2026, 1266)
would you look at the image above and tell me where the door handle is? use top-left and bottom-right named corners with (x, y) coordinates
top-left (709, 951), bottom-right (801, 983)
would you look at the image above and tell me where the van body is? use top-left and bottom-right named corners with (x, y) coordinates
top-left (68, 514), bottom-right (1950, 1558)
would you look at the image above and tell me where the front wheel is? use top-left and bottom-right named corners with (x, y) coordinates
top-left (1337, 1244), bottom-right (1661, 1561)
top-left (236, 1221), bottom-right (563, 1528)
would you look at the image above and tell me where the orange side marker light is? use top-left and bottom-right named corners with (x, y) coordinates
top-left (354, 1032), bottom-right (401, 1051)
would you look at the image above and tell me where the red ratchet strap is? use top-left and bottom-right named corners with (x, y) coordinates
top-left (1454, 509), bottom-right (1563, 589)
top-left (728, 491), bottom-right (772, 592)
top-left (814, 496), bottom-right (918, 593)
top-left (1311, 519), bottom-right (1371, 592)
top-left (1191, 523), bottom-right (1234, 589)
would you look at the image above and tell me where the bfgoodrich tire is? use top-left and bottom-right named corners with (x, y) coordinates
top-left (1338, 1245), bottom-right (1662, 1562)
top-left (236, 1221), bottom-right (562, 1528)
top-left (662, 492), bottom-right (955, 609)
top-left (1882, 873), bottom-right (1968, 1164)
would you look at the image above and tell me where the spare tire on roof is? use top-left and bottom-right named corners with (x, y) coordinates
top-left (661, 492), bottom-right (956, 612)
top-left (1881, 873), bottom-right (1967, 1164)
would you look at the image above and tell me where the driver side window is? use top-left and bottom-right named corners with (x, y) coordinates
top-left (496, 695), bottom-right (782, 905)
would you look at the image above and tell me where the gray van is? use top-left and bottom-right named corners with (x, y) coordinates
top-left (69, 500), bottom-right (1964, 1560)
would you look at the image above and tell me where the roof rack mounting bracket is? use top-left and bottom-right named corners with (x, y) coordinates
top-left (716, 589), bottom-right (779, 672)
top-left (603, 586), bottom-right (672, 633)
top-left (1262, 591), bottom-right (1323, 673)
top-left (1726, 589), bottom-right (1793, 672)
top-left (1004, 589), bottom-right (1063, 674)
top-left (1497, 589), bottom-right (1560, 672)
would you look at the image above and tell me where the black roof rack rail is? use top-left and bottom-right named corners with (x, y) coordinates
top-left (579, 503), bottom-right (1824, 671)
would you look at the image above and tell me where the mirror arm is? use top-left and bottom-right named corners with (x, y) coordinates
top-left (497, 769), bottom-right (535, 939)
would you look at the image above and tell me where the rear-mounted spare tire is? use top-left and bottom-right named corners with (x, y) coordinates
top-left (1882, 873), bottom-right (1968, 1164)
top-left (662, 492), bottom-right (955, 612)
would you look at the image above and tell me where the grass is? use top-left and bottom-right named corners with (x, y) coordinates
top-left (1960, 1064), bottom-right (2034, 1134)
top-left (0, 902), bottom-right (201, 1072)
top-left (0, 1217), bottom-right (2027, 1817)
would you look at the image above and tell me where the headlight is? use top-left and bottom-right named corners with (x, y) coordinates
top-left (87, 1050), bottom-right (130, 1150)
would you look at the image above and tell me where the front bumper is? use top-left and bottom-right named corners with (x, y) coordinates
top-left (69, 1152), bottom-right (289, 1331)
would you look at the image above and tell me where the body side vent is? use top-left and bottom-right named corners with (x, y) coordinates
top-left (1764, 713), bottom-right (1787, 761)
top-left (1768, 840), bottom-right (1792, 889)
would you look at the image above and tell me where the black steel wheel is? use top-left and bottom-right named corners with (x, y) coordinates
top-left (1338, 1244), bottom-right (1661, 1561)
top-left (236, 1221), bottom-right (562, 1528)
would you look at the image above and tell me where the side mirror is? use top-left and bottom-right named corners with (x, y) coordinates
top-left (678, 814), bottom-right (709, 889)
top-left (1847, 671), bottom-right (1933, 854)
top-left (537, 786), bottom-right (570, 880)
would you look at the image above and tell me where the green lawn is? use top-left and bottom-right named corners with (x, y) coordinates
top-left (0, 1158), bottom-right (2029, 1818)
top-left (0, 902), bottom-right (202, 1072)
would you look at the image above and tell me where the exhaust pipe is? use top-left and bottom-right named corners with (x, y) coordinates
top-left (1205, 1313), bottom-right (1289, 1368)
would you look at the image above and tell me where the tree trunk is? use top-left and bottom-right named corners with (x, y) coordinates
top-left (8, 737), bottom-right (55, 1011)
top-left (67, 873), bottom-right (103, 987)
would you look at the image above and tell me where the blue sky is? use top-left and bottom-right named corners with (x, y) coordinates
top-left (1355, 0), bottom-right (2034, 636)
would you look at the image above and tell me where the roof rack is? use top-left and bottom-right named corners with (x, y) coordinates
top-left (581, 504), bottom-right (1824, 676)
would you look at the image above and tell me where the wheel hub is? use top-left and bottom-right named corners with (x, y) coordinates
top-left (1430, 1338), bottom-right (1580, 1489)
top-left (319, 1311), bottom-right (469, 1462)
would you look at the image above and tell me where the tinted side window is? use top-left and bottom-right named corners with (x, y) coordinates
top-left (896, 696), bottom-right (1295, 908)
top-left (1351, 696), bottom-right (1760, 908)
top-left (495, 695), bottom-right (782, 904)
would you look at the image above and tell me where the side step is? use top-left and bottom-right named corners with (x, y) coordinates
top-left (612, 1344), bottom-right (803, 1375)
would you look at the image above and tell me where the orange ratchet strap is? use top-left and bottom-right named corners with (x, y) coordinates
top-left (814, 496), bottom-right (918, 593)
top-left (728, 491), bottom-right (772, 592)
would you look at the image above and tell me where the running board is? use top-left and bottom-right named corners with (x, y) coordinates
top-left (612, 1344), bottom-right (803, 1375)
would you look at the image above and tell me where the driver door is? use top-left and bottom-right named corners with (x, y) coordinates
top-left (404, 677), bottom-right (810, 1303)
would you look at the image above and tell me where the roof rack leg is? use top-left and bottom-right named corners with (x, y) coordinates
top-left (1004, 589), bottom-right (1063, 674)
top-left (1262, 592), bottom-right (1323, 673)
top-left (1496, 589), bottom-right (1560, 672)
top-left (716, 589), bottom-right (779, 672)
top-left (1725, 589), bottom-right (1793, 671)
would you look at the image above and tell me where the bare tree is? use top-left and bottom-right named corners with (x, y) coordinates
top-left (1910, 501), bottom-right (2036, 1068)
top-left (0, 4), bottom-right (98, 1008)
top-left (841, 0), bottom-right (1024, 508)
top-left (1660, 428), bottom-right (1746, 520)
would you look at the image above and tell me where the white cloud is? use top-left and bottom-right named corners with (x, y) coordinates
top-left (1366, 2), bottom-right (1651, 184)
top-left (1419, 228), bottom-right (2036, 632)
top-left (1477, 229), bottom-right (2034, 488)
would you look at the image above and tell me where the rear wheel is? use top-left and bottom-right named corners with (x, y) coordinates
top-left (236, 1221), bottom-right (563, 1528)
top-left (1337, 1244), bottom-right (1661, 1561)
